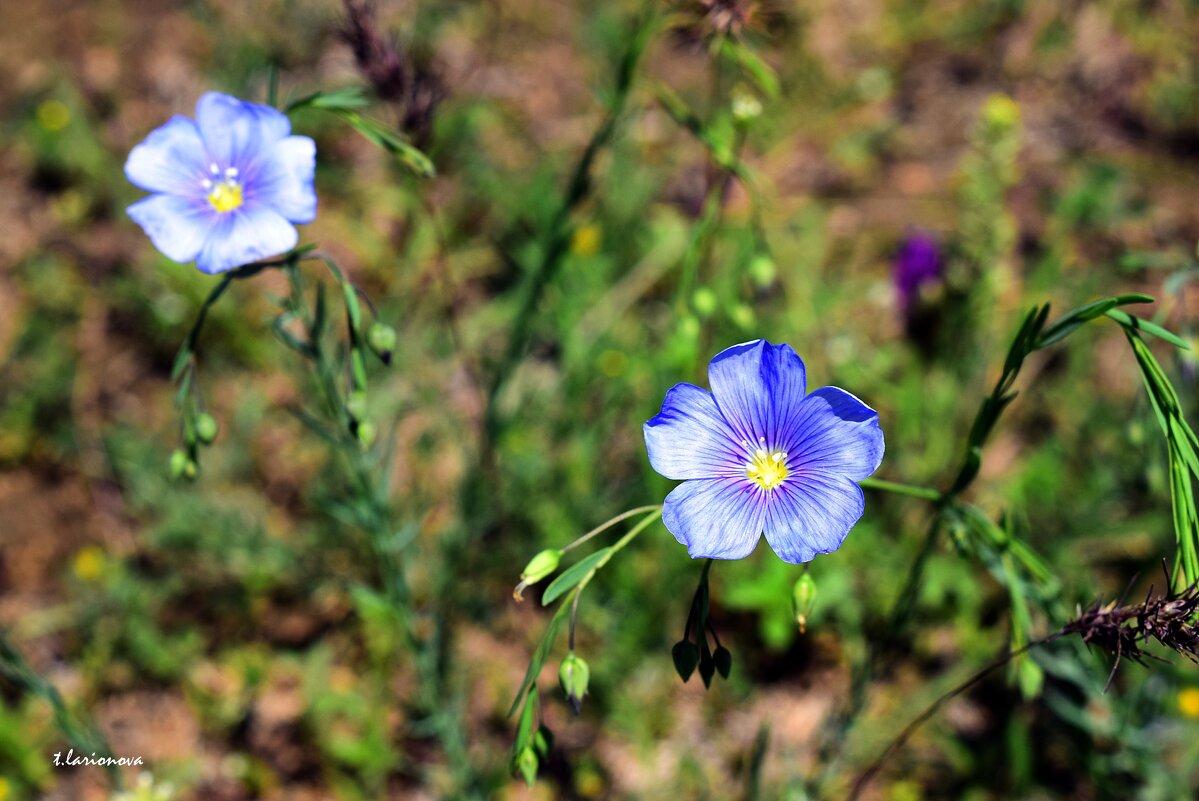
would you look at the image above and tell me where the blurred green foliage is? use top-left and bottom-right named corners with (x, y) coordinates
top-left (1, 1), bottom-right (1199, 800)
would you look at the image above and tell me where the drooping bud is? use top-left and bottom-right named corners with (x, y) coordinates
top-left (513, 549), bottom-right (562, 601)
top-left (367, 322), bottom-right (397, 365)
top-left (195, 413), bottom-right (219, 445)
top-left (559, 653), bottom-right (590, 714)
top-left (356, 420), bottom-right (377, 449)
top-left (345, 390), bottom-right (368, 423)
top-left (713, 646), bottom-right (732, 679)
top-left (532, 725), bottom-right (554, 760)
top-left (514, 745), bottom-right (538, 787)
top-left (672, 640), bottom-right (699, 682)
top-left (792, 572), bottom-right (817, 634)
top-left (169, 449), bottom-right (196, 481)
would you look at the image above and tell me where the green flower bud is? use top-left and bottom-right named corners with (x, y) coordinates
top-left (513, 549), bottom-right (562, 601)
top-left (514, 745), bottom-right (538, 787)
top-left (748, 253), bottom-right (777, 288)
top-left (729, 303), bottom-right (755, 330)
top-left (982, 93), bottom-right (1020, 133)
top-left (367, 322), bottom-right (397, 365)
top-left (692, 287), bottom-right (718, 318)
top-left (345, 391), bottom-right (368, 423)
top-left (168, 449), bottom-right (189, 481)
top-left (195, 413), bottom-right (219, 445)
top-left (792, 572), bottom-right (817, 634)
top-left (532, 725), bottom-right (553, 759)
top-left (356, 420), bottom-right (377, 449)
top-left (559, 653), bottom-right (590, 714)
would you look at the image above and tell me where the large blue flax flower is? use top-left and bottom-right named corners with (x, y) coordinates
top-left (125, 92), bottom-right (317, 274)
top-left (644, 340), bottom-right (884, 564)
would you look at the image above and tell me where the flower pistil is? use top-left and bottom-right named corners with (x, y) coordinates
top-left (744, 438), bottom-right (788, 490)
top-left (203, 164), bottom-right (243, 213)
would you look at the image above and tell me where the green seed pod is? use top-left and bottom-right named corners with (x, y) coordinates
top-left (748, 253), bottom-right (777, 288)
top-left (169, 449), bottom-right (189, 481)
top-left (195, 413), bottom-right (219, 445)
top-left (521, 549), bottom-right (561, 584)
top-left (345, 390), bottom-right (368, 423)
top-left (356, 420), bottom-right (377, 449)
top-left (559, 653), bottom-right (590, 714)
top-left (512, 548), bottom-right (562, 601)
top-left (515, 745), bottom-right (538, 787)
top-left (692, 287), bottom-right (718, 318)
top-left (367, 322), bottom-right (397, 365)
top-left (792, 572), bottom-right (817, 634)
top-left (532, 725), bottom-right (553, 759)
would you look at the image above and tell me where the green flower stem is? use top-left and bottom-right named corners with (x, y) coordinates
top-left (567, 507), bottom-right (663, 649)
top-left (561, 504), bottom-right (664, 555)
top-left (281, 260), bottom-right (478, 794)
top-left (858, 477), bottom-right (941, 502)
top-left (0, 631), bottom-right (120, 789)
top-left (484, 6), bottom-right (657, 441)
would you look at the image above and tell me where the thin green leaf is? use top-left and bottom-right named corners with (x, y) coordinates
top-left (285, 86), bottom-right (371, 114)
top-left (542, 548), bottom-right (613, 606)
top-left (1105, 309), bottom-right (1190, 350)
top-left (718, 38), bottom-right (780, 99)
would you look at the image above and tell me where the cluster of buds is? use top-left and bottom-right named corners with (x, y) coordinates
top-left (170, 408), bottom-right (218, 482)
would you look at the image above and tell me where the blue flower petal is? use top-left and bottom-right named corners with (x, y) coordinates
top-left (662, 478), bottom-right (766, 560)
top-left (708, 340), bottom-right (807, 446)
top-left (194, 207), bottom-right (297, 274)
top-left (196, 92), bottom-right (291, 168)
top-left (787, 387), bottom-right (884, 481)
top-left (644, 383), bottom-right (746, 480)
top-left (126, 194), bottom-right (215, 263)
top-left (124, 116), bottom-right (207, 196)
top-left (762, 475), bottom-right (865, 563)
top-left (248, 135), bottom-right (317, 224)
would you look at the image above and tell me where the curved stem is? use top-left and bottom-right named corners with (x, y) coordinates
top-left (562, 504), bottom-right (664, 554)
top-left (484, 7), bottom-right (655, 440)
top-left (858, 477), bottom-right (942, 502)
top-left (847, 633), bottom-right (1065, 801)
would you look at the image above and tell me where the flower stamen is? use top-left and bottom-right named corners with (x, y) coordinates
top-left (746, 446), bottom-right (789, 490)
top-left (206, 177), bottom-right (243, 213)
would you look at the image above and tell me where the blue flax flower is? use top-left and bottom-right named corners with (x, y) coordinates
top-left (644, 340), bottom-right (884, 563)
top-left (125, 92), bottom-right (317, 274)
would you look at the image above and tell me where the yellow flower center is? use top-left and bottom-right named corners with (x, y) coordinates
top-left (745, 442), bottom-right (789, 490)
top-left (207, 180), bottom-right (243, 213)
top-left (204, 164), bottom-right (243, 213)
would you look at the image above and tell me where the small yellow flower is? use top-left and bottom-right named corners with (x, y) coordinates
top-left (1178, 687), bottom-right (1199, 718)
top-left (0, 776), bottom-right (12, 801)
top-left (982, 93), bottom-right (1020, 132)
top-left (37, 100), bottom-right (71, 132)
top-left (73, 545), bottom-right (106, 582)
top-left (570, 224), bottom-right (602, 257)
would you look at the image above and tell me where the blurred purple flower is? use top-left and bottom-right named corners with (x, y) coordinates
top-left (644, 340), bottom-right (884, 564)
top-left (893, 229), bottom-right (943, 312)
top-left (125, 92), bottom-right (317, 274)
